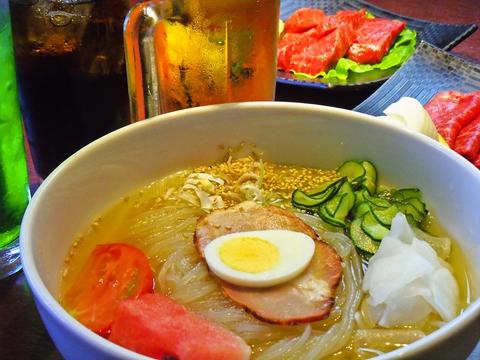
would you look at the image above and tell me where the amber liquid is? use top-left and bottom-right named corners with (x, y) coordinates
top-left (9, 0), bottom-right (132, 178)
top-left (152, 0), bottom-right (280, 113)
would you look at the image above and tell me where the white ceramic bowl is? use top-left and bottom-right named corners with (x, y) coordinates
top-left (20, 102), bottom-right (480, 360)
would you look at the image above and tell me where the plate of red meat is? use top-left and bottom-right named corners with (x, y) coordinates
top-left (277, 0), bottom-right (477, 89)
top-left (354, 41), bottom-right (480, 169)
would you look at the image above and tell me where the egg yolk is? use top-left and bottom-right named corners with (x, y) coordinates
top-left (219, 236), bottom-right (280, 273)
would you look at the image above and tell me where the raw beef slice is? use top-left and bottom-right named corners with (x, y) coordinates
top-left (278, 9), bottom-right (366, 74)
top-left (454, 114), bottom-right (480, 161)
top-left (283, 8), bottom-right (326, 33)
top-left (424, 90), bottom-right (480, 147)
top-left (474, 153), bottom-right (480, 169)
top-left (278, 28), bottom-right (331, 71)
top-left (288, 24), bottom-right (355, 75)
top-left (347, 18), bottom-right (406, 64)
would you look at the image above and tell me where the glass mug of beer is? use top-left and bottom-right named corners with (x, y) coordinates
top-left (124, 0), bottom-right (280, 120)
top-left (9, 0), bottom-right (137, 179)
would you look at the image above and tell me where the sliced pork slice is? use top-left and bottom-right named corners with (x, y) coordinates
top-left (195, 201), bottom-right (317, 255)
top-left (221, 241), bottom-right (342, 324)
top-left (347, 18), bottom-right (406, 64)
top-left (283, 8), bottom-right (326, 33)
top-left (424, 90), bottom-right (480, 147)
top-left (194, 201), bottom-right (342, 325)
top-left (454, 114), bottom-right (480, 161)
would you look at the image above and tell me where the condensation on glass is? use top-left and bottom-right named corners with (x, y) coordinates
top-left (124, 0), bottom-right (280, 120)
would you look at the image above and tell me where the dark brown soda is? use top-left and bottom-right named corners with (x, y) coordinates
top-left (9, 0), bottom-right (132, 178)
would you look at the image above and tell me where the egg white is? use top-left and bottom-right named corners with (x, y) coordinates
top-left (204, 230), bottom-right (315, 288)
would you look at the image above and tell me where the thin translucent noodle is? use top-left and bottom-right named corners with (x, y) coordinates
top-left (124, 193), bottom-right (364, 359)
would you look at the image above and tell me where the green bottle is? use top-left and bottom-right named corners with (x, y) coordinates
top-left (0, 0), bottom-right (29, 278)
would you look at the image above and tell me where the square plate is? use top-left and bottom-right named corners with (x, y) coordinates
top-left (277, 0), bottom-right (478, 90)
top-left (353, 41), bottom-right (480, 115)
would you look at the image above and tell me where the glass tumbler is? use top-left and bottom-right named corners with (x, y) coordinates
top-left (0, 0), bottom-right (29, 279)
top-left (8, 0), bottom-right (135, 179)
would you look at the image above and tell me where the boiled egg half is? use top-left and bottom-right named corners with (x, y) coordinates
top-left (204, 230), bottom-right (315, 288)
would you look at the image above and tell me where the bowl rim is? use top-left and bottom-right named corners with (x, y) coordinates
top-left (20, 101), bottom-right (480, 359)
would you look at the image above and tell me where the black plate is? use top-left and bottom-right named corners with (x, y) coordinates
top-left (277, 0), bottom-right (478, 90)
top-left (353, 41), bottom-right (480, 115)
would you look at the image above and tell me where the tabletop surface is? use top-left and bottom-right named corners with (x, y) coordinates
top-left (1, 0), bottom-right (479, 359)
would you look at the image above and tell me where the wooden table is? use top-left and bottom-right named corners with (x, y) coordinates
top-left (1, 0), bottom-right (479, 359)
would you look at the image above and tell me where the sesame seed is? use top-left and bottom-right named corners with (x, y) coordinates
top-left (192, 157), bottom-right (339, 208)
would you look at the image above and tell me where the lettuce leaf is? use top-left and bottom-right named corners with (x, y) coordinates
top-left (291, 28), bottom-right (417, 82)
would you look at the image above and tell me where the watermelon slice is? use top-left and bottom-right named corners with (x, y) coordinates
top-left (347, 18), bottom-right (406, 64)
top-left (424, 91), bottom-right (480, 147)
top-left (454, 114), bottom-right (480, 162)
top-left (283, 8), bottom-right (326, 33)
top-left (109, 293), bottom-right (251, 360)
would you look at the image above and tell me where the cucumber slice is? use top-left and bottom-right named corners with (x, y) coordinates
top-left (354, 201), bottom-right (371, 218)
top-left (332, 181), bottom-right (355, 219)
top-left (334, 192), bottom-right (355, 223)
top-left (322, 180), bottom-right (355, 222)
top-left (361, 211), bottom-right (390, 240)
top-left (354, 189), bottom-right (366, 206)
top-left (292, 187), bottom-right (336, 209)
top-left (291, 178), bottom-right (347, 210)
top-left (325, 194), bottom-right (342, 216)
top-left (338, 160), bottom-right (365, 183)
top-left (405, 213), bottom-right (419, 226)
top-left (338, 180), bottom-right (355, 199)
top-left (406, 198), bottom-right (427, 215)
top-left (350, 218), bottom-right (380, 254)
top-left (307, 177), bottom-right (346, 197)
top-left (360, 160), bottom-right (377, 194)
top-left (396, 202), bottom-right (425, 223)
top-left (318, 205), bottom-right (346, 228)
top-left (392, 188), bottom-right (421, 202)
top-left (372, 205), bottom-right (399, 226)
top-left (364, 192), bottom-right (391, 208)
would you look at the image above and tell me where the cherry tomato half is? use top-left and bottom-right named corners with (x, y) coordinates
top-left (62, 243), bottom-right (155, 337)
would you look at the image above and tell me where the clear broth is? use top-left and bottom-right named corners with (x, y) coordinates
top-left (59, 159), bottom-right (471, 359)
